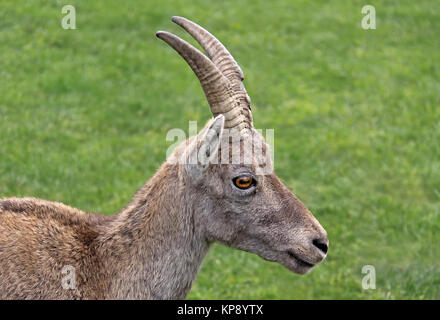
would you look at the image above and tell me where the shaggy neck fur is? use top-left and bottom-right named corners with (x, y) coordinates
top-left (97, 163), bottom-right (210, 299)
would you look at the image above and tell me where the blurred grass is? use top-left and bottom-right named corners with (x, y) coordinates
top-left (0, 0), bottom-right (439, 299)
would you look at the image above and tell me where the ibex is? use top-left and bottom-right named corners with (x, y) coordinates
top-left (0, 17), bottom-right (328, 300)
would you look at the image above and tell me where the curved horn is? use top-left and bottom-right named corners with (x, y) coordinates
top-left (171, 16), bottom-right (244, 88)
top-left (157, 18), bottom-right (253, 132)
top-left (156, 31), bottom-right (232, 115)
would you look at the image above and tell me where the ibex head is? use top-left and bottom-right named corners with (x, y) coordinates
top-left (157, 17), bottom-right (328, 274)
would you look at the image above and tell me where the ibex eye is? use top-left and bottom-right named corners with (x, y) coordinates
top-left (232, 175), bottom-right (256, 190)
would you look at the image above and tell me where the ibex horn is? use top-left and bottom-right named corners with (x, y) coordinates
top-left (156, 17), bottom-right (253, 133)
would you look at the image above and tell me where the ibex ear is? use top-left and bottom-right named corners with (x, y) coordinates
top-left (184, 115), bottom-right (224, 182)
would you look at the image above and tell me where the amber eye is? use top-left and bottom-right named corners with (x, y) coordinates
top-left (233, 175), bottom-right (256, 190)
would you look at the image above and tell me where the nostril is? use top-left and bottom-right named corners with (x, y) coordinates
top-left (312, 238), bottom-right (328, 254)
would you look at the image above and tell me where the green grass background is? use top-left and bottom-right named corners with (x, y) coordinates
top-left (1, 0), bottom-right (439, 299)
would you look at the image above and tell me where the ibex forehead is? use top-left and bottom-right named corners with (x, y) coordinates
top-left (168, 123), bottom-right (272, 175)
top-left (216, 128), bottom-right (273, 174)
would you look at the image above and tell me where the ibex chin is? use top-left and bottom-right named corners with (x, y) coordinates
top-left (0, 16), bottom-right (328, 300)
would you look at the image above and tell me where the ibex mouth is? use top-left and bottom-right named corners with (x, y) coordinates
top-left (286, 250), bottom-right (315, 269)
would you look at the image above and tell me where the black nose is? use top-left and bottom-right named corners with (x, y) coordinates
top-left (312, 238), bottom-right (328, 254)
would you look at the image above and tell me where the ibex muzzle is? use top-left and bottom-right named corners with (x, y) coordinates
top-left (0, 16), bottom-right (328, 300)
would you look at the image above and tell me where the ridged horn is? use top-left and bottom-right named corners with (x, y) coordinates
top-left (171, 16), bottom-right (244, 88)
top-left (157, 17), bottom-right (253, 132)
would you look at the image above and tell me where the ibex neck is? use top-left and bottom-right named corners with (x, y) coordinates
top-left (99, 163), bottom-right (210, 299)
